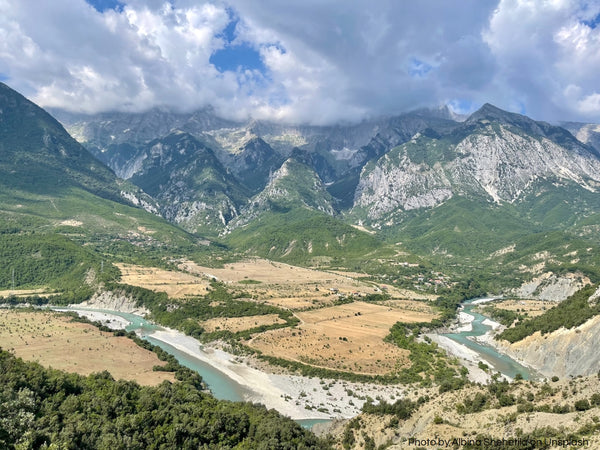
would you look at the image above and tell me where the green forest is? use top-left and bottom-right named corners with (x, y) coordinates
top-left (0, 350), bottom-right (328, 449)
top-left (498, 284), bottom-right (600, 343)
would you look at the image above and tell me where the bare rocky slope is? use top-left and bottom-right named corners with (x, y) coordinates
top-left (485, 285), bottom-right (600, 380)
top-left (491, 314), bottom-right (600, 379)
top-left (352, 105), bottom-right (600, 225)
top-left (510, 272), bottom-right (591, 302)
top-left (74, 290), bottom-right (150, 316)
top-left (322, 375), bottom-right (600, 449)
top-left (562, 122), bottom-right (600, 154)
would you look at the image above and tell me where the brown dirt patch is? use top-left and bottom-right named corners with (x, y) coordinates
top-left (0, 288), bottom-right (57, 298)
top-left (178, 258), bottom-right (433, 309)
top-left (489, 299), bottom-right (549, 317)
top-left (249, 301), bottom-right (438, 375)
top-left (116, 263), bottom-right (210, 298)
top-left (0, 309), bottom-right (175, 386)
top-left (202, 314), bottom-right (286, 333)
top-left (296, 301), bottom-right (437, 325)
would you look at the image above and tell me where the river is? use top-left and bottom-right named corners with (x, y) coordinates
top-left (55, 307), bottom-right (254, 401)
top-left (53, 300), bottom-right (535, 429)
top-left (442, 298), bottom-right (536, 380)
top-left (54, 307), bottom-right (330, 428)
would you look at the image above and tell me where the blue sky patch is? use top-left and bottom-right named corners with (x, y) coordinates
top-left (210, 15), bottom-right (267, 74)
top-left (0, 73), bottom-right (9, 82)
top-left (221, 15), bottom-right (237, 43)
top-left (583, 12), bottom-right (600, 29)
top-left (85, 0), bottom-right (124, 13)
top-left (210, 44), bottom-right (266, 74)
top-left (409, 58), bottom-right (433, 78)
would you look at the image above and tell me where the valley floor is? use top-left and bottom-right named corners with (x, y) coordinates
top-left (68, 308), bottom-right (410, 420)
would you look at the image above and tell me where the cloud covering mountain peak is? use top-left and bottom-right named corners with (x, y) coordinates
top-left (1, 0), bottom-right (599, 125)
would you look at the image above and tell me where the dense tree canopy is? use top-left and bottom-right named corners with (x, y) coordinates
top-left (0, 350), bottom-right (328, 449)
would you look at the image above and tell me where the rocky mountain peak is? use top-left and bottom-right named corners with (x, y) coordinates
top-left (225, 157), bottom-right (336, 232)
top-left (467, 103), bottom-right (533, 128)
top-left (352, 105), bottom-right (600, 225)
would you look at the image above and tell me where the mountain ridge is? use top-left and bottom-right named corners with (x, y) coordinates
top-left (11, 81), bottom-right (600, 280)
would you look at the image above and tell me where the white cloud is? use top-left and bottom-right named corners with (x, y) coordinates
top-left (483, 0), bottom-right (600, 121)
top-left (0, 0), bottom-right (240, 113)
top-left (1, 0), bottom-right (599, 124)
top-left (226, 0), bottom-right (499, 123)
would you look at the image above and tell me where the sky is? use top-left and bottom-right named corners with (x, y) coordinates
top-left (0, 0), bottom-right (599, 125)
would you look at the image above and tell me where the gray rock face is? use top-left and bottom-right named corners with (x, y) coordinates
top-left (51, 106), bottom-right (238, 149)
top-left (127, 132), bottom-right (248, 234)
top-left (353, 118), bottom-right (600, 222)
top-left (55, 105), bottom-right (459, 191)
top-left (561, 122), bottom-right (600, 154)
top-left (220, 137), bottom-right (285, 193)
top-left (495, 313), bottom-right (600, 378)
top-left (53, 102), bottom-right (600, 236)
top-left (511, 272), bottom-right (591, 302)
top-left (75, 290), bottom-right (150, 316)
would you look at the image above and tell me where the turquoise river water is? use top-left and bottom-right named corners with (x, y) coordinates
top-left (58, 307), bottom-right (326, 428)
top-left (58, 300), bottom-right (535, 428)
top-left (442, 298), bottom-right (536, 380)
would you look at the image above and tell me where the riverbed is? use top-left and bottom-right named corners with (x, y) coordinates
top-left (53, 306), bottom-right (408, 423)
top-left (52, 297), bottom-right (538, 426)
top-left (440, 298), bottom-right (536, 381)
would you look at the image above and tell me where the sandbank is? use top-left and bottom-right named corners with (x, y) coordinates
top-left (428, 334), bottom-right (490, 384)
top-left (61, 308), bottom-right (408, 420)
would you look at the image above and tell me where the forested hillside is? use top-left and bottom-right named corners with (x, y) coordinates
top-left (0, 350), bottom-right (328, 449)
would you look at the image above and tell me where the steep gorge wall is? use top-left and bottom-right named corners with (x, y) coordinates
top-left (73, 290), bottom-right (150, 316)
top-left (510, 272), bottom-right (591, 302)
top-left (494, 314), bottom-right (600, 378)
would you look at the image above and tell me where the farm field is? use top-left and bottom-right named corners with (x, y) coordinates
top-left (486, 299), bottom-right (550, 318)
top-left (249, 301), bottom-right (438, 375)
top-left (0, 309), bottom-right (175, 386)
top-left (116, 263), bottom-right (210, 298)
top-left (109, 259), bottom-right (443, 376)
top-left (178, 258), bottom-right (434, 309)
top-left (0, 288), bottom-right (57, 298)
top-left (202, 314), bottom-right (286, 333)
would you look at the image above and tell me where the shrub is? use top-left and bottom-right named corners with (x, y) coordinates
top-left (574, 399), bottom-right (591, 411)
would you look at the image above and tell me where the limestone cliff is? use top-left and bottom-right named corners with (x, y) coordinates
top-left (492, 314), bottom-right (600, 378)
top-left (74, 290), bottom-right (150, 316)
top-left (353, 116), bottom-right (600, 223)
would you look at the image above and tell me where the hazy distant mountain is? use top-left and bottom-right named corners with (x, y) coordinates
top-left (54, 105), bottom-right (460, 195)
top-left (49, 100), bottom-right (600, 269)
top-left (561, 121), bottom-right (600, 154)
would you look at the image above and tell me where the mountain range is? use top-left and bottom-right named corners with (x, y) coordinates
top-left (4, 81), bottom-right (600, 448)
top-left (1, 80), bottom-right (599, 290)
top-left (0, 82), bottom-right (199, 294)
top-left (48, 94), bottom-right (600, 273)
